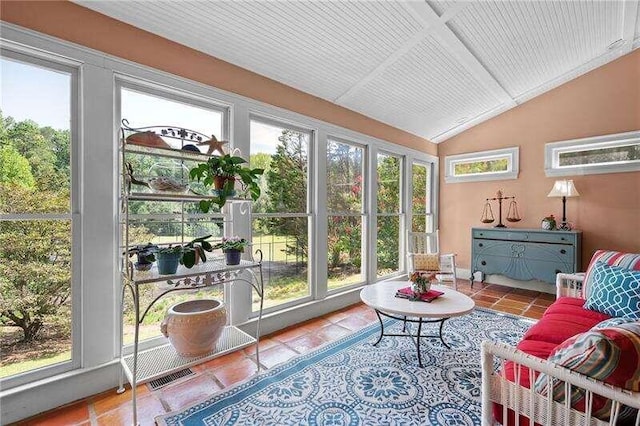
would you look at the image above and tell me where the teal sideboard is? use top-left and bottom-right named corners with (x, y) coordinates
top-left (470, 228), bottom-right (582, 285)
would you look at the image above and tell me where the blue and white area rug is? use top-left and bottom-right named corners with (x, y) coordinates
top-left (157, 308), bottom-right (532, 426)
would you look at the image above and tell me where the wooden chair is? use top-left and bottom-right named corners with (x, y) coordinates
top-left (407, 231), bottom-right (458, 290)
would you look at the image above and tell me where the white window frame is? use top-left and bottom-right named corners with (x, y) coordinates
top-left (249, 114), bottom-right (314, 314)
top-left (545, 130), bottom-right (640, 177)
top-left (444, 147), bottom-right (519, 183)
top-left (326, 136), bottom-right (368, 292)
top-left (0, 48), bottom-right (81, 388)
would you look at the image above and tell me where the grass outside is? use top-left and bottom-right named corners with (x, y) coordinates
top-left (0, 350), bottom-right (70, 378)
top-left (0, 326), bottom-right (72, 378)
top-left (252, 234), bottom-right (303, 263)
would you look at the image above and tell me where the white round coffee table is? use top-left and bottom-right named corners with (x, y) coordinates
top-left (360, 281), bottom-right (475, 367)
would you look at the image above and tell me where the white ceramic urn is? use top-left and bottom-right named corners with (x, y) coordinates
top-left (161, 299), bottom-right (226, 357)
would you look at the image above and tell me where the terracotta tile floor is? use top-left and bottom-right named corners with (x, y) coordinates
top-left (14, 280), bottom-right (551, 425)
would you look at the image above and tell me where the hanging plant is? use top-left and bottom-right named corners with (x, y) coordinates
top-left (189, 154), bottom-right (263, 212)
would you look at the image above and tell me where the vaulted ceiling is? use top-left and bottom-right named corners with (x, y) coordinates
top-left (75, 0), bottom-right (640, 143)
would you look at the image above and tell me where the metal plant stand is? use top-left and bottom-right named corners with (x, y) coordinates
top-left (118, 121), bottom-right (264, 425)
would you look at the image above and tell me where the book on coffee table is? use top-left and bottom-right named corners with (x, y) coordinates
top-left (395, 286), bottom-right (444, 302)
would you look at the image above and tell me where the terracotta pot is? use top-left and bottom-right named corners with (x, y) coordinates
top-left (160, 299), bottom-right (226, 357)
top-left (213, 176), bottom-right (236, 196)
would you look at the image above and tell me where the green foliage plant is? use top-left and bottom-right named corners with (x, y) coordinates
top-left (189, 154), bottom-right (264, 212)
top-left (213, 236), bottom-right (249, 253)
top-left (156, 245), bottom-right (183, 255)
top-left (181, 234), bottom-right (214, 268)
top-left (127, 243), bottom-right (158, 266)
top-left (153, 235), bottom-right (214, 270)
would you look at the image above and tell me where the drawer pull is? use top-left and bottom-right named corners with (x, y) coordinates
top-left (481, 261), bottom-right (487, 266)
top-left (479, 243), bottom-right (484, 247)
top-left (560, 249), bottom-right (566, 254)
top-left (561, 237), bottom-right (566, 241)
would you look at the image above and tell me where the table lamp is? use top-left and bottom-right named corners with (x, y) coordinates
top-left (547, 179), bottom-right (580, 230)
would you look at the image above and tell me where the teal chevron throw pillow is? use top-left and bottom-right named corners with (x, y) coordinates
top-left (584, 262), bottom-right (640, 319)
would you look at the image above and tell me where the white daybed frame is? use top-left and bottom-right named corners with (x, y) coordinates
top-left (481, 273), bottom-right (640, 426)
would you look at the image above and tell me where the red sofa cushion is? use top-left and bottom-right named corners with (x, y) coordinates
top-left (493, 298), bottom-right (611, 425)
top-left (521, 297), bottom-right (611, 345)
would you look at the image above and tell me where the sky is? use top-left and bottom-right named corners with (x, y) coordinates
top-left (2, 56), bottom-right (285, 156)
top-left (1, 58), bottom-right (71, 129)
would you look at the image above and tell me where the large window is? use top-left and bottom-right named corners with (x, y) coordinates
top-left (411, 162), bottom-right (432, 232)
top-left (545, 131), bottom-right (640, 176)
top-left (0, 53), bottom-right (78, 381)
top-left (376, 152), bottom-right (402, 277)
top-left (119, 85), bottom-right (227, 344)
top-left (327, 138), bottom-right (365, 290)
top-left (444, 147), bottom-right (519, 183)
top-left (250, 117), bottom-right (311, 311)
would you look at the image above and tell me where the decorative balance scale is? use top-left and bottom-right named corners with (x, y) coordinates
top-left (480, 190), bottom-right (521, 228)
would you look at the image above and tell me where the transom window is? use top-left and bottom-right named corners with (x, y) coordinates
top-left (444, 147), bottom-right (519, 183)
top-left (545, 131), bottom-right (640, 176)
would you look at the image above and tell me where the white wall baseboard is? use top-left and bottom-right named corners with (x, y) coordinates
top-left (456, 268), bottom-right (555, 294)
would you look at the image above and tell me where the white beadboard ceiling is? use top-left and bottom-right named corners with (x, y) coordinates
top-left (75, 0), bottom-right (640, 143)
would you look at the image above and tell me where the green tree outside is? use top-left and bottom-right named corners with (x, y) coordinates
top-left (1, 112), bottom-right (72, 347)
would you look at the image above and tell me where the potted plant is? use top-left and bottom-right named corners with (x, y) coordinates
top-left (156, 245), bottom-right (184, 275)
top-left (181, 235), bottom-right (214, 268)
top-left (127, 243), bottom-right (158, 271)
top-left (213, 236), bottom-right (249, 265)
top-left (541, 214), bottom-right (557, 230)
top-left (189, 154), bottom-right (264, 212)
top-left (409, 271), bottom-right (436, 295)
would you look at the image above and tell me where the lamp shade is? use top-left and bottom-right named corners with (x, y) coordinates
top-left (547, 179), bottom-right (580, 198)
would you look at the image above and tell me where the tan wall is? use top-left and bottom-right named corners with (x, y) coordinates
top-left (1, 1), bottom-right (435, 155)
top-left (439, 50), bottom-right (640, 270)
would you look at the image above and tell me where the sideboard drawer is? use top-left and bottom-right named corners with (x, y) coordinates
top-left (473, 240), bottom-right (574, 263)
top-left (472, 228), bottom-right (577, 245)
top-left (471, 228), bottom-right (581, 285)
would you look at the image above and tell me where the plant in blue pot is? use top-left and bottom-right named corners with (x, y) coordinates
top-left (156, 245), bottom-right (183, 275)
top-left (213, 236), bottom-right (249, 265)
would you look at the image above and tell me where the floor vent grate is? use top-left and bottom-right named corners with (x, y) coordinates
top-left (147, 368), bottom-right (195, 391)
